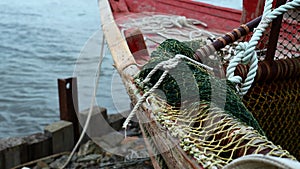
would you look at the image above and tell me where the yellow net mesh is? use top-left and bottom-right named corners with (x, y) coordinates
top-left (243, 77), bottom-right (300, 159)
top-left (124, 7), bottom-right (300, 168)
top-left (239, 7), bottom-right (300, 159)
top-left (215, 7), bottom-right (300, 159)
top-left (134, 29), bottom-right (299, 168)
top-left (150, 98), bottom-right (295, 168)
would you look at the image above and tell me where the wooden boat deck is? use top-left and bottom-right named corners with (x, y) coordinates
top-left (109, 0), bottom-right (241, 33)
top-left (99, 0), bottom-right (300, 168)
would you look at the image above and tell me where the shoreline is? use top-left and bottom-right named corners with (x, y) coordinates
top-left (1, 108), bottom-right (153, 169)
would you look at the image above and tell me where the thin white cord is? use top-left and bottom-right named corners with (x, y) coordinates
top-left (60, 34), bottom-right (105, 169)
top-left (122, 54), bottom-right (213, 129)
top-left (176, 54), bottom-right (214, 71)
top-left (123, 70), bottom-right (169, 131)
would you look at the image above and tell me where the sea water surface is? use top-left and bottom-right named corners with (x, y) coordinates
top-left (0, 0), bottom-right (242, 139)
top-left (0, 0), bottom-right (132, 139)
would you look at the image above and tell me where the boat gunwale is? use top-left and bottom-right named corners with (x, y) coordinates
top-left (156, 0), bottom-right (242, 22)
top-left (98, 0), bottom-right (204, 168)
top-left (99, 0), bottom-right (300, 166)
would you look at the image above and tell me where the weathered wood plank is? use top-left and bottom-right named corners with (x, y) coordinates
top-left (99, 0), bottom-right (137, 74)
top-left (0, 137), bottom-right (28, 169)
top-left (98, 0), bottom-right (202, 168)
top-left (78, 106), bottom-right (110, 138)
top-left (24, 133), bottom-right (52, 162)
top-left (44, 120), bottom-right (74, 154)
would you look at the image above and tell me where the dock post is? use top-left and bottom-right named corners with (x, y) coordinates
top-left (58, 77), bottom-right (80, 143)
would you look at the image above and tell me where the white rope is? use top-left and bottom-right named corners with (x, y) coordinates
top-left (60, 35), bottom-right (105, 169)
top-left (122, 70), bottom-right (169, 131)
top-left (177, 54), bottom-right (214, 71)
top-left (226, 0), bottom-right (300, 96)
top-left (122, 54), bottom-right (213, 129)
top-left (120, 15), bottom-right (207, 32)
top-left (119, 15), bottom-right (215, 41)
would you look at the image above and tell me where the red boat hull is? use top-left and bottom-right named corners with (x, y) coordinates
top-left (109, 0), bottom-right (242, 33)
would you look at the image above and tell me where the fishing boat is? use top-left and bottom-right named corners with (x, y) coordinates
top-left (98, 0), bottom-right (300, 168)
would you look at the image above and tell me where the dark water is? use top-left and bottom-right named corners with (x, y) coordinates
top-left (0, 0), bottom-right (131, 139)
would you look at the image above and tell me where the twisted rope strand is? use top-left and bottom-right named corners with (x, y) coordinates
top-left (122, 70), bottom-right (169, 130)
top-left (226, 0), bottom-right (300, 96)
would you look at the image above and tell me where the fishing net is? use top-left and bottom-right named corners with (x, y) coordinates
top-left (243, 77), bottom-right (300, 160)
top-left (118, 14), bottom-right (218, 54)
top-left (135, 39), bottom-right (264, 135)
top-left (242, 6), bottom-right (300, 159)
top-left (120, 2), bottom-right (299, 167)
top-left (251, 7), bottom-right (300, 60)
top-left (205, 5), bottom-right (300, 159)
top-left (134, 39), bottom-right (296, 168)
top-left (275, 8), bottom-right (300, 59)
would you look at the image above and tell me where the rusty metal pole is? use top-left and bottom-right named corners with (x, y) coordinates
top-left (58, 77), bottom-right (80, 142)
top-left (265, 0), bottom-right (286, 61)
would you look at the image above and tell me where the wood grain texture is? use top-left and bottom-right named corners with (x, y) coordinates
top-left (99, 0), bottom-right (137, 74)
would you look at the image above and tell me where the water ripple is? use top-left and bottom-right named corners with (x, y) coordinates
top-left (0, 0), bottom-right (105, 138)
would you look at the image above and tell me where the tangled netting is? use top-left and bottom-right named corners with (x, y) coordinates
top-left (243, 77), bottom-right (300, 159)
top-left (134, 39), bottom-right (296, 168)
top-left (220, 5), bottom-right (300, 159)
top-left (241, 6), bottom-right (300, 61)
top-left (152, 99), bottom-right (295, 168)
top-left (135, 39), bottom-right (264, 134)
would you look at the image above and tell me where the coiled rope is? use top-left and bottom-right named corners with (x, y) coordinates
top-left (120, 15), bottom-right (215, 42)
top-left (226, 0), bottom-right (300, 96)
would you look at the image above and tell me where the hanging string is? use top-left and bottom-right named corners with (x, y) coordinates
top-left (60, 34), bottom-right (105, 169)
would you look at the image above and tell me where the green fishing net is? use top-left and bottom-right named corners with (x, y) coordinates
top-left (135, 39), bottom-right (264, 135)
top-left (133, 39), bottom-right (296, 168)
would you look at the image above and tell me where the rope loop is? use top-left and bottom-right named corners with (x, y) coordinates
top-left (124, 0), bottom-right (300, 128)
top-left (226, 42), bottom-right (258, 96)
top-left (226, 0), bottom-right (300, 96)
